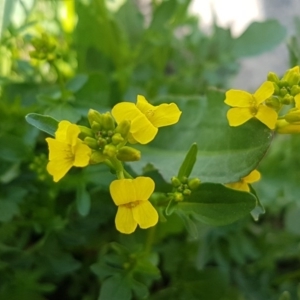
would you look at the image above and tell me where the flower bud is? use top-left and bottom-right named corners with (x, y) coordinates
top-left (276, 119), bottom-right (300, 134)
top-left (171, 176), bottom-right (181, 187)
top-left (84, 137), bottom-right (98, 149)
top-left (279, 87), bottom-right (288, 97)
top-left (91, 121), bottom-right (101, 132)
top-left (284, 109), bottom-right (300, 123)
top-left (188, 178), bottom-right (201, 190)
top-left (90, 151), bottom-right (106, 164)
top-left (115, 120), bottom-right (131, 138)
top-left (265, 96), bottom-right (281, 110)
top-left (102, 112), bottom-right (115, 130)
top-left (281, 94), bottom-right (293, 105)
top-left (173, 192), bottom-right (184, 202)
top-left (283, 66), bottom-right (300, 86)
top-left (78, 125), bottom-right (94, 139)
top-left (111, 133), bottom-right (124, 145)
top-left (290, 85), bottom-right (300, 96)
top-left (103, 144), bottom-right (117, 158)
top-left (88, 109), bottom-right (103, 127)
top-left (116, 146), bottom-right (141, 161)
top-left (183, 189), bottom-right (191, 196)
top-left (267, 72), bottom-right (279, 83)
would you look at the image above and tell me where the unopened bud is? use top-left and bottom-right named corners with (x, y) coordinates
top-left (188, 178), bottom-right (201, 190)
top-left (103, 144), bottom-right (117, 157)
top-left (267, 72), bottom-right (279, 83)
top-left (280, 87), bottom-right (288, 97)
top-left (284, 109), bottom-right (300, 123)
top-left (183, 189), bottom-right (191, 196)
top-left (84, 137), bottom-right (98, 149)
top-left (91, 121), bottom-right (101, 132)
top-left (111, 133), bottom-right (124, 145)
top-left (265, 96), bottom-right (281, 110)
top-left (88, 109), bottom-right (103, 127)
top-left (102, 112), bottom-right (115, 130)
top-left (98, 138), bottom-right (107, 148)
top-left (78, 125), bottom-right (94, 139)
top-left (281, 94), bottom-right (293, 105)
top-left (283, 66), bottom-right (300, 86)
top-left (115, 120), bottom-right (131, 138)
top-left (171, 176), bottom-right (181, 187)
top-left (290, 85), bottom-right (300, 96)
top-left (276, 119), bottom-right (300, 134)
top-left (116, 146), bottom-right (141, 161)
top-left (90, 151), bottom-right (106, 164)
top-left (173, 192), bottom-right (184, 202)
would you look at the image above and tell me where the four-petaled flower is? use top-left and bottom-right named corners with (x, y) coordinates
top-left (112, 95), bottom-right (182, 144)
top-left (224, 81), bottom-right (277, 129)
top-left (109, 177), bottom-right (159, 234)
top-left (225, 170), bottom-right (261, 192)
top-left (46, 120), bottom-right (92, 182)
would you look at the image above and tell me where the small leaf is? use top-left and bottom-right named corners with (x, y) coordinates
top-left (66, 74), bottom-right (88, 93)
top-left (76, 184), bottom-right (91, 217)
top-left (25, 113), bottom-right (58, 137)
top-left (249, 185), bottom-right (265, 221)
top-left (99, 275), bottom-right (132, 300)
top-left (177, 143), bottom-right (198, 180)
top-left (176, 183), bottom-right (256, 226)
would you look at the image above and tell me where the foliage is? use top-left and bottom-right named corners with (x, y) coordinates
top-left (1, 0), bottom-right (300, 300)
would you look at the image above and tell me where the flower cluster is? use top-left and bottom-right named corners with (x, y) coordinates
top-left (224, 66), bottom-right (300, 133)
top-left (46, 95), bottom-right (181, 234)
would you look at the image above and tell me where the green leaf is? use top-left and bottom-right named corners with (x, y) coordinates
top-left (249, 185), bottom-right (265, 221)
top-left (129, 90), bottom-right (272, 183)
top-left (99, 275), bottom-right (132, 300)
top-left (76, 184), bottom-right (91, 217)
top-left (66, 74), bottom-right (88, 93)
top-left (233, 20), bottom-right (286, 57)
top-left (25, 113), bottom-right (58, 137)
top-left (176, 183), bottom-right (256, 226)
top-left (45, 103), bottom-right (81, 123)
top-left (177, 143), bottom-right (198, 180)
top-left (0, 0), bottom-right (18, 39)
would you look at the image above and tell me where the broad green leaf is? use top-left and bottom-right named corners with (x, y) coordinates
top-left (45, 103), bottom-right (81, 123)
top-left (177, 143), bottom-right (198, 180)
top-left (25, 113), bottom-right (58, 137)
top-left (66, 74), bottom-right (88, 93)
top-left (76, 184), bottom-right (91, 217)
top-left (99, 275), bottom-right (132, 300)
top-left (233, 20), bottom-right (286, 57)
top-left (176, 183), bottom-right (256, 226)
top-left (129, 90), bottom-right (273, 183)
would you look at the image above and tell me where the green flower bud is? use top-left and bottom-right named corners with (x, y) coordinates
top-left (267, 72), bottom-right (279, 83)
top-left (90, 151), bottom-right (106, 164)
top-left (265, 96), bottom-right (281, 110)
top-left (279, 87), bottom-right (288, 97)
top-left (188, 178), bottom-right (201, 190)
top-left (283, 66), bottom-right (300, 86)
top-left (281, 94), bottom-right (293, 105)
top-left (91, 121), bottom-right (101, 132)
top-left (290, 85), bottom-right (300, 96)
top-left (78, 125), bottom-right (94, 139)
top-left (102, 112), bottom-right (115, 130)
top-left (116, 146), bottom-right (141, 162)
top-left (171, 176), bottom-right (181, 187)
top-left (183, 189), bottom-right (191, 196)
top-left (98, 138), bottom-right (107, 148)
top-left (88, 109), bottom-right (103, 127)
top-left (273, 83), bottom-right (280, 95)
top-left (115, 119), bottom-right (131, 138)
top-left (83, 137), bottom-right (98, 149)
top-left (103, 144), bottom-right (117, 158)
top-left (111, 133), bottom-right (124, 145)
top-left (284, 109), bottom-right (300, 123)
top-left (279, 80), bottom-right (288, 88)
top-left (173, 192), bottom-right (184, 202)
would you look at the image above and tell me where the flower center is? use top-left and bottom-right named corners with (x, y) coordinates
top-left (123, 200), bottom-right (141, 209)
top-left (146, 110), bottom-right (154, 118)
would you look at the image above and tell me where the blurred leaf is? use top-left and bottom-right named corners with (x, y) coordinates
top-left (99, 275), bottom-right (132, 300)
top-left (249, 185), bottom-right (265, 221)
top-left (0, 0), bottom-right (18, 39)
top-left (0, 199), bottom-right (19, 222)
top-left (129, 90), bottom-right (272, 183)
top-left (176, 183), bottom-right (256, 226)
top-left (76, 183), bottom-right (91, 217)
top-left (233, 20), bottom-right (286, 57)
top-left (177, 143), bottom-right (198, 180)
top-left (284, 205), bottom-right (300, 236)
top-left (66, 74), bottom-right (88, 93)
top-left (45, 103), bottom-right (81, 123)
top-left (25, 113), bottom-right (58, 136)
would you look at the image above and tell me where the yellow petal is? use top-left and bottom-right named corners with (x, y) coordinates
top-left (72, 143), bottom-right (91, 167)
top-left (294, 94), bottom-right (300, 109)
top-left (226, 182), bottom-right (250, 192)
top-left (254, 81), bottom-right (274, 104)
top-left (226, 107), bottom-right (253, 126)
top-left (132, 201), bottom-right (158, 229)
top-left (111, 102), bottom-right (140, 124)
top-left (46, 138), bottom-right (71, 161)
top-left (276, 119), bottom-right (300, 133)
top-left (115, 206), bottom-right (137, 234)
top-left (149, 103), bottom-right (182, 127)
top-left (110, 179), bottom-right (136, 206)
top-left (55, 120), bottom-right (71, 141)
top-left (66, 124), bottom-right (81, 146)
top-left (255, 105), bottom-right (278, 129)
top-left (224, 90), bottom-right (252, 107)
top-left (243, 170), bottom-right (261, 184)
top-left (136, 95), bottom-right (155, 114)
top-left (130, 114), bottom-right (158, 144)
top-left (46, 159), bottom-right (73, 182)
top-left (132, 177), bottom-right (155, 200)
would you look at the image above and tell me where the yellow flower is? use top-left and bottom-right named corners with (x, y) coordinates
top-left (224, 81), bottom-right (278, 129)
top-left (112, 95), bottom-right (182, 144)
top-left (225, 170), bottom-right (261, 192)
top-left (46, 121), bottom-right (92, 182)
top-left (109, 177), bottom-right (159, 234)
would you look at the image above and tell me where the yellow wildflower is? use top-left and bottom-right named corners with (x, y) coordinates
top-left (225, 170), bottom-right (261, 192)
top-left (111, 95), bottom-right (182, 144)
top-left (109, 177), bottom-right (158, 234)
top-left (46, 121), bottom-right (91, 182)
top-left (224, 81), bottom-right (277, 129)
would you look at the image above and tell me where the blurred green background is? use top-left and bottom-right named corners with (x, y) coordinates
top-left (1, 0), bottom-right (300, 299)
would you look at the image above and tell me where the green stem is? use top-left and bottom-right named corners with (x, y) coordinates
top-left (144, 225), bottom-right (156, 253)
top-left (109, 157), bottom-right (125, 179)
